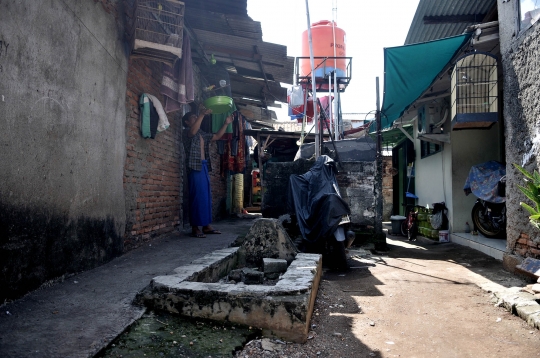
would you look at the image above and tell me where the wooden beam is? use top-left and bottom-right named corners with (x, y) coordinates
top-left (204, 44), bottom-right (261, 60)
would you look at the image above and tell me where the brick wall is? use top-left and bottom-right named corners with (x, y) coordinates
top-left (382, 156), bottom-right (393, 221)
top-left (123, 58), bottom-right (183, 251)
top-left (514, 233), bottom-right (540, 258)
top-left (123, 57), bottom-right (229, 249)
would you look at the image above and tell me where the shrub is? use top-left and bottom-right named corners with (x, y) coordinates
top-left (514, 163), bottom-right (540, 229)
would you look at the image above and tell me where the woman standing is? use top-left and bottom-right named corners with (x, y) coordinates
top-left (182, 106), bottom-right (233, 238)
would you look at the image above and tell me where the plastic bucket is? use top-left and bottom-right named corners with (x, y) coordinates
top-left (390, 215), bottom-right (406, 235)
top-left (439, 230), bottom-right (449, 242)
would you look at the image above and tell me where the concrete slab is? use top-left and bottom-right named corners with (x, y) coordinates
top-left (137, 248), bottom-right (322, 343)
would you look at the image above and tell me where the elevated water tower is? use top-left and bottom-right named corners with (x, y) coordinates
top-left (296, 20), bottom-right (352, 92)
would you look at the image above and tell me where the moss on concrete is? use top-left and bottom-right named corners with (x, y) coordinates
top-left (96, 310), bottom-right (261, 358)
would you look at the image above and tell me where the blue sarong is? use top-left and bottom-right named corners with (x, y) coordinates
top-left (188, 160), bottom-right (212, 226)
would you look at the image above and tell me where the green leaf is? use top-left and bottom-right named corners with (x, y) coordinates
top-left (518, 185), bottom-right (539, 204)
top-left (533, 171), bottom-right (540, 184)
top-left (530, 214), bottom-right (540, 220)
top-left (514, 163), bottom-right (534, 180)
top-left (520, 202), bottom-right (538, 216)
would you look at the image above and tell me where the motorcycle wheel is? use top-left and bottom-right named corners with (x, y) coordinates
top-left (400, 219), bottom-right (408, 236)
top-left (471, 202), bottom-right (503, 238)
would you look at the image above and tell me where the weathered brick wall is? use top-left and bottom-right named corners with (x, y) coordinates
top-left (262, 159), bottom-right (376, 226)
top-left (123, 57), bottom-right (228, 248)
top-left (123, 58), bottom-right (183, 250)
top-left (514, 233), bottom-right (540, 258)
top-left (500, 16), bottom-right (540, 262)
top-left (336, 162), bottom-right (376, 226)
top-left (382, 156), bottom-right (393, 221)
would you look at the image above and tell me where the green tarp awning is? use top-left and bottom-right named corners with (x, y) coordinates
top-left (380, 34), bottom-right (471, 129)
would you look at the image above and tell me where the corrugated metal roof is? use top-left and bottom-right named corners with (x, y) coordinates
top-left (405, 0), bottom-right (497, 44)
top-left (181, 0), bottom-right (294, 114)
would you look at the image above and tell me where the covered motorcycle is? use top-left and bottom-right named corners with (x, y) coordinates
top-left (463, 161), bottom-right (506, 237)
top-left (287, 155), bottom-right (351, 270)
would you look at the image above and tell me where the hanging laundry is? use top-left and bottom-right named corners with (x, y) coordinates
top-left (145, 94), bottom-right (170, 132)
top-left (161, 35), bottom-right (194, 112)
top-left (139, 93), bottom-right (160, 139)
top-left (220, 112), bottom-right (246, 176)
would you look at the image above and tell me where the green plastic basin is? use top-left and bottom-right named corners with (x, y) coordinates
top-left (204, 96), bottom-right (233, 114)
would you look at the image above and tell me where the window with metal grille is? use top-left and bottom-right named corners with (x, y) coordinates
top-left (420, 140), bottom-right (441, 159)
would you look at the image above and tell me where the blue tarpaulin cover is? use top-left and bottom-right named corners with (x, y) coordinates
top-left (463, 161), bottom-right (506, 203)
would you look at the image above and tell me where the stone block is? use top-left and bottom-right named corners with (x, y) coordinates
top-left (500, 290), bottom-right (537, 314)
top-left (263, 258), bottom-right (288, 275)
top-left (241, 268), bottom-right (264, 285)
top-left (527, 312), bottom-right (540, 329)
top-left (516, 302), bottom-right (540, 322)
top-left (238, 218), bottom-right (298, 268)
top-left (502, 253), bottom-right (523, 274)
top-left (228, 269), bottom-right (243, 282)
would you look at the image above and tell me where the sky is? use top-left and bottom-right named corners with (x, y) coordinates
top-left (247, 0), bottom-right (420, 121)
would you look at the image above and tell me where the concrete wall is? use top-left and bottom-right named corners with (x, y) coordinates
top-left (450, 124), bottom-right (502, 232)
top-left (262, 159), bottom-right (376, 226)
top-left (336, 162), bottom-right (377, 226)
top-left (382, 156), bottom-right (393, 221)
top-left (0, 0), bottom-right (129, 300)
top-left (413, 117), bottom-right (453, 226)
top-left (413, 103), bottom-right (502, 234)
top-left (498, 0), bottom-right (540, 263)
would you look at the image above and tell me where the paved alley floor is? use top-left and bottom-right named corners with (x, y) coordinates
top-left (0, 217), bottom-right (255, 358)
top-left (236, 235), bottom-right (540, 357)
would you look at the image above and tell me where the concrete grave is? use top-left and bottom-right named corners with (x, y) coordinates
top-left (238, 218), bottom-right (299, 268)
top-left (136, 219), bottom-right (321, 343)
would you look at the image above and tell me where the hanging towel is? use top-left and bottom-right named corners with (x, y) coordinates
top-left (139, 94), bottom-right (151, 138)
top-left (139, 93), bottom-right (159, 138)
top-left (146, 94), bottom-right (170, 132)
top-left (161, 35), bottom-right (194, 112)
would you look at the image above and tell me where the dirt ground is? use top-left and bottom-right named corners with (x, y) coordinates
top-left (235, 236), bottom-right (540, 358)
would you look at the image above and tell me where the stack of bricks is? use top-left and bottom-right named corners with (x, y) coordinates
top-left (515, 233), bottom-right (540, 258)
top-left (123, 58), bottom-right (183, 251)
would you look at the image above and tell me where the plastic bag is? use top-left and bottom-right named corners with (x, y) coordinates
top-left (287, 85), bottom-right (305, 107)
top-left (430, 211), bottom-right (443, 229)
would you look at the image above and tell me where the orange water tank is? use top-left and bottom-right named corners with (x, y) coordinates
top-left (300, 20), bottom-right (346, 79)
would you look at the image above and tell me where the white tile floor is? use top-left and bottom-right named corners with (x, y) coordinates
top-left (450, 232), bottom-right (506, 260)
top-left (383, 222), bottom-right (506, 261)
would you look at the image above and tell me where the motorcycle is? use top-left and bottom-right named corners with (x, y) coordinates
top-left (464, 161), bottom-right (506, 238)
